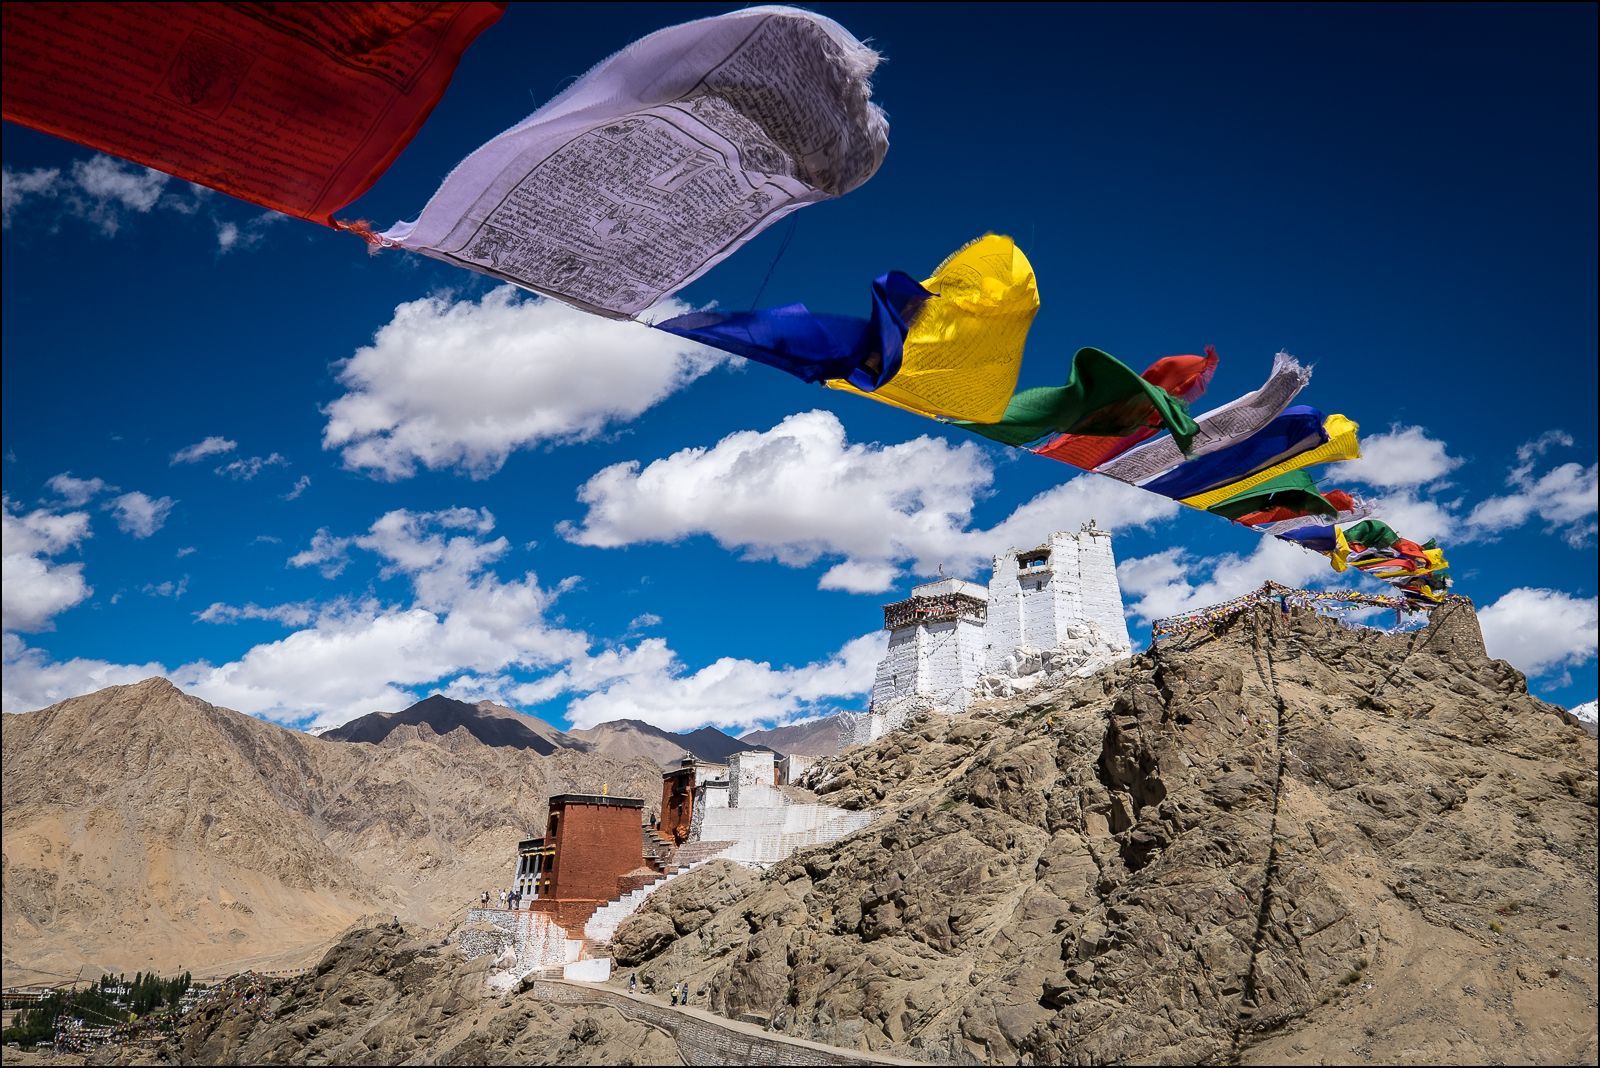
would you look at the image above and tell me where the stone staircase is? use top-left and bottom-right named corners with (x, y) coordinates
top-left (642, 825), bottom-right (677, 869)
top-left (583, 842), bottom-right (734, 944)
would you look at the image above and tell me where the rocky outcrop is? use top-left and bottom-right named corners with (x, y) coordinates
top-left (174, 924), bottom-right (683, 1066)
top-left (611, 604), bottom-right (1599, 1064)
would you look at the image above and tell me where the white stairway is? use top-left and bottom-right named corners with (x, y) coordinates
top-left (583, 855), bottom-right (725, 944)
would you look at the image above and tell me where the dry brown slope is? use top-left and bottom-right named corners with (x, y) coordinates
top-left (1, 679), bottom-right (661, 982)
top-left (610, 603), bottom-right (1598, 1064)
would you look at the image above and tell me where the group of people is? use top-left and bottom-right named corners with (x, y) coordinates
top-left (625, 972), bottom-right (699, 1008)
top-left (480, 887), bottom-right (528, 910)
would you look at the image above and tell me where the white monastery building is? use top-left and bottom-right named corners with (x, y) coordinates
top-left (845, 523), bottom-right (1133, 746)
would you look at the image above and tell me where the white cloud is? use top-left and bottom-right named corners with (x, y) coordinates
top-left (564, 410), bottom-right (1179, 593)
top-left (197, 601), bottom-right (318, 627)
top-left (60, 156), bottom-right (169, 236)
top-left (287, 529), bottom-right (351, 577)
top-left (215, 211), bottom-right (282, 254)
top-left (176, 546), bottom-right (197, 558)
top-left (2, 166), bottom-right (62, 227)
top-left (560, 631), bottom-right (885, 733)
top-left (1478, 587), bottom-right (1598, 677)
top-left (106, 492), bottom-right (175, 538)
top-left (1343, 425), bottom-right (1463, 488)
top-left (1, 634), bottom-right (165, 713)
top-left (1516, 430), bottom-right (1574, 464)
top-left (214, 453), bottom-right (287, 480)
top-left (2, 497), bottom-right (93, 632)
top-left (5, 502), bottom-right (888, 732)
top-left (174, 509), bottom-right (591, 728)
top-left (45, 472), bottom-right (111, 507)
top-left (1118, 537), bottom-right (1334, 625)
top-left (322, 287), bottom-right (726, 479)
top-left (628, 612), bottom-right (662, 631)
top-left (172, 436), bottom-right (237, 464)
top-left (2, 154), bottom-right (254, 241)
top-left (141, 576), bottom-right (189, 599)
top-left (283, 475), bottom-right (311, 501)
top-left (1465, 459), bottom-right (1597, 548)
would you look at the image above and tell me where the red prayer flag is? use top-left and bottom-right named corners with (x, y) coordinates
top-left (2, 2), bottom-right (504, 225)
top-left (1032, 347), bottom-right (1218, 470)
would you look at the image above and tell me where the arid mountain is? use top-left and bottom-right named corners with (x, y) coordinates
top-left (566, 718), bottom-right (771, 766)
top-left (741, 713), bottom-right (847, 757)
top-left (322, 694), bottom-right (583, 754)
top-left (0, 679), bottom-right (661, 983)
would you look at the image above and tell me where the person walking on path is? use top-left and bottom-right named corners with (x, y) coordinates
top-left (628, 973), bottom-right (637, 994)
top-left (678, 977), bottom-right (688, 1004)
top-left (670, 982), bottom-right (680, 1006)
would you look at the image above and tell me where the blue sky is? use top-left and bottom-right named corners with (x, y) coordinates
top-left (3, 3), bottom-right (1596, 731)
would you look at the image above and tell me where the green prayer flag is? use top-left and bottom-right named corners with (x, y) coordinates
top-left (1205, 470), bottom-right (1336, 521)
top-left (1342, 519), bottom-right (1401, 549)
top-left (955, 347), bottom-right (1199, 449)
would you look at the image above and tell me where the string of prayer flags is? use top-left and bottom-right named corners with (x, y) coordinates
top-left (1091, 351), bottom-right (1314, 485)
top-left (826, 236), bottom-right (1039, 422)
top-left (1137, 405), bottom-right (1329, 500)
top-left (1178, 414), bottom-right (1360, 511)
top-left (953, 346), bottom-right (1201, 449)
top-left (378, 6), bottom-right (890, 319)
top-left (656, 273), bottom-right (930, 386)
top-left (1031, 348), bottom-right (1218, 470)
top-left (1, 3), bottom-right (504, 224)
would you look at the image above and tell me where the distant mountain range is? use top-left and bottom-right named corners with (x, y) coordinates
top-left (323, 695), bottom-right (844, 764)
top-left (740, 715), bottom-right (847, 757)
top-left (0, 679), bottom-right (664, 980)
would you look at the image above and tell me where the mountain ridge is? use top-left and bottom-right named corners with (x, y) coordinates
top-left (0, 679), bottom-right (662, 980)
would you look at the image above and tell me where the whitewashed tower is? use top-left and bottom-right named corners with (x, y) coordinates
top-left (985, 522), bottom-right (1132, 668)
top-left (869, 578), bottom-right (990, 712)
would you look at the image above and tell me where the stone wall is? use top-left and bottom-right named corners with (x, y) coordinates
top-left (460, 908), bottom-right (582, 975)
top-left (525, 980), bottom-right (914, 1066)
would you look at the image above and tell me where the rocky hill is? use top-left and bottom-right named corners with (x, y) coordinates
top-left (600, 603), bottom-right (1598, 1064)
top-left (0, 680), bottom-right (661, 982)
top-left (44, 603), bottom-right (1600, 1064)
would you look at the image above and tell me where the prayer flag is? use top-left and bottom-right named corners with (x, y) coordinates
top-left (1137, 405), bottom-right (1328, 499)
top-left (1031, 348), bottom-right (1218, 469)
top-left (1204, 470), bottom-right (1337, 522)
top-left (1179, 414), bottom-right (1359, 511)
top-left (954, 346), bottom-right (1199, 449)
top-left (2, 2), bottom-right (504, 224)
top-left (379, 6), bottom-right (890, 318)
top-left (1093, 351), bottom-right (1313, 485)
top-left (655, 273), bottom-right (930, 385)
top-left (827, 235), bottom-right (1039, 422)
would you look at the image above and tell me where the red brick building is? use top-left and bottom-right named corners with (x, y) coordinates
top-left (656, 758), bottom-right (732, 845)
top-left (519, 793), bottom-right (659, 930)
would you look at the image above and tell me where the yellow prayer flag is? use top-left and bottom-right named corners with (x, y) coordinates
top-left (1329, 525), bottom-right (1351, 572)
top-left (1181, 415), bottom-right (1361, 511)
top-left (827, 234), bottom-right (1038, 422)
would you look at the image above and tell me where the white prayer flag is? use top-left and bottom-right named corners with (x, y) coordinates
top-left (1094, 352), bottom-right (1315, 485)
top-left (381, 6), bottom-right (889, 319)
